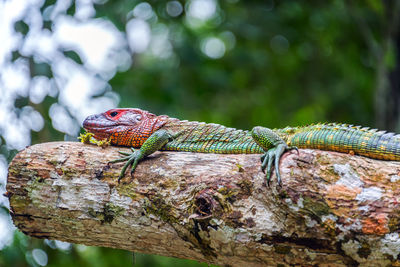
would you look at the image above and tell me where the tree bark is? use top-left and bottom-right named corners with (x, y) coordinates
top-left (6, 142), bottom-right (400, 266)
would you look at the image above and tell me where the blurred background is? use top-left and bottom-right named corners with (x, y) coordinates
top-left (0, 0), bottom-right (399, 266)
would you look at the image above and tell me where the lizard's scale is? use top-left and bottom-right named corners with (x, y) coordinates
top-left (278, 123), bottom-right (400, 161)
top-left (162, 118), bottom-right (263, 153)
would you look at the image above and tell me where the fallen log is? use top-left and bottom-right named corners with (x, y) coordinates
top-left (6, 141), bottom-right (400, 266)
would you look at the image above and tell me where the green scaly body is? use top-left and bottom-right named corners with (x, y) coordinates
top-left (161, 118), bottom-right (400, 161)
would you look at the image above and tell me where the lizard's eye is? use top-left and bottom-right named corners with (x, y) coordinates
top-left (110, 111), bottom-right (118, 117)
top-left (136, 115), bottom-right (142, 122)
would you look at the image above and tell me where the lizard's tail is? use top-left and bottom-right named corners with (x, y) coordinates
top-left (284, 123), bottom-right (400, 161)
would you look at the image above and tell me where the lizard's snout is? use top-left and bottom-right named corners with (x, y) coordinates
top-left (82, 113), bottom-right (118, 131)
top-left (82, 114), bottom-right (98, 129)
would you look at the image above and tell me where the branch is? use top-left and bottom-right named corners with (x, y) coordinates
top-left (7, 142), bottom-right (400, 266)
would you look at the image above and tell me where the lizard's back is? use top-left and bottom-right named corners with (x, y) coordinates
top-left (161, 118), bottom-right (264, 153)
top-left (162, 119), bottom-right (400, 161)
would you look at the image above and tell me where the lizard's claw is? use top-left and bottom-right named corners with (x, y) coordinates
top-left (291, 146), bottom-right (299, 155)
top-left (260, 153), bottom-right (266, 163)
top-left (261, 153), bottom-right (269, 172)
top-left (117, 148), bottom-right (135, 156)
top-left (109, 148), bottom-right (144, 183)
top-left (261, 143), bottom-right (298, 186)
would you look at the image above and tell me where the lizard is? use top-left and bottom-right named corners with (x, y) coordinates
top-left (82, 108), bottom-right (400, 185)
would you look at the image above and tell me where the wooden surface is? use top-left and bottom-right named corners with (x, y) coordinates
top-left (6, 141), bottom-right (400, 266)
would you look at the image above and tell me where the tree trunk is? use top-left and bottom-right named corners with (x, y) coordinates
top-left (6, 142), bottom-right (400, 266)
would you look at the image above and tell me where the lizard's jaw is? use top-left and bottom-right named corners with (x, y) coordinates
top-left (83, 127), bottom-right (111, 141)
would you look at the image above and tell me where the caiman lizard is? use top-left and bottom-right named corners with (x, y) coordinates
top-left (82, 108), bottom-right (400, 184)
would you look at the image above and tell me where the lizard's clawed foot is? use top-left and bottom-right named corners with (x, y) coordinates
top-left (109, 148), bottom-right (144, 183)
top-left (109, 130), bottom-right (172, 183)
top-left (261, 143), bottom-right (298, 186)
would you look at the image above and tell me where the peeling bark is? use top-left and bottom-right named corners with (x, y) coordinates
top-left (6, 142), bottom-right (400, 266)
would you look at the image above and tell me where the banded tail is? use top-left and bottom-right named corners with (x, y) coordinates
top-left (281, 123), bottom-right (400, 161)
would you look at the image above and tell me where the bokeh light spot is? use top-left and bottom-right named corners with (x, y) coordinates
top-left (270, 35), bottom-right (289, 54)
top-left (220, 31), bottom-right (236, 50)
top-left (55, 240), bottom-right (72, 251)
top-left (166, 1), bottom-right (183, 17)
top-left (187, 0), bottom-right (216, 20)
top-left (201, 37), bottom-right (225, 59)
top-left (126, 18), bottom-right (151, 53)
top-left (32, 248), bottom-right (48, 266)
top-left (133, 2), bottom-right (154, 20)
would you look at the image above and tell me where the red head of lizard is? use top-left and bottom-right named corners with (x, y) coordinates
top-left (83, 108), bottom-right (168, 147)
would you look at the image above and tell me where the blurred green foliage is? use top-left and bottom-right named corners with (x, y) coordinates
top-left (1, 0), bottom-right (399, 266)
top-left (0, 232), bottom-right (211, 267)
top-left (106, 0), bottom-right (385, 130)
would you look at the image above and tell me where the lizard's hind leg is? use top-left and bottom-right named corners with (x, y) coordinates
top-left (251, 126), bottom-right (297, 185)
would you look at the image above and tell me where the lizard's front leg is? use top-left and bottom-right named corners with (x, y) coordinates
top-left (251, 126), bottom-right (297, 185)
top-left (110, 129), bottom-right (172, 182)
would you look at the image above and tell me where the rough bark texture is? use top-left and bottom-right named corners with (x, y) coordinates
top-left (6, 142), bottom-right (400, 266)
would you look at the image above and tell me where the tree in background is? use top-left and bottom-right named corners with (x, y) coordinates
top-left (0, 0), bottom-right (399, 266)
top-left (345, 0), bottom-right (400, 130)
